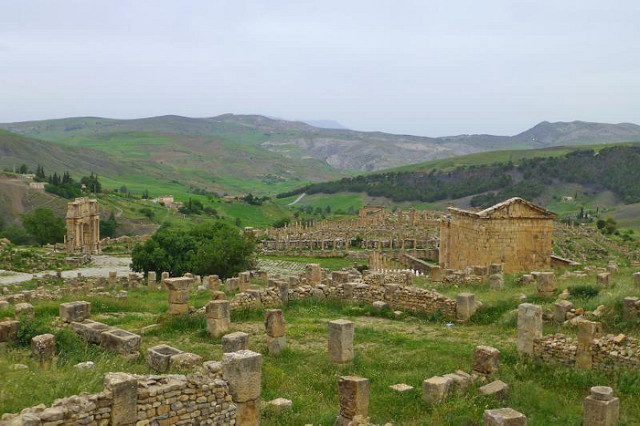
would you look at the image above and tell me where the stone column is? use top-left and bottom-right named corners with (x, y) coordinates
top-left (472, 345), bottom-right (500, 376)
top-left (108, 271), bottom-right (117, 286)
top-left (430, 266), bottom-right (442, 282)
top-left (161, 271), bottom-right (169, 290)
top-left (206, 300), bottom-right (230, 337)
top-left (336, 376), bottom-right (370, 426)
top-left (306, 264), bottom-right (322, 286)
top-left (536, 272), bottom-right (555, 296)
top-left (31, 334), bottom-right (55, 366)
top-left (207, 275), bottom-right (221, 292)
top-left (104, 372), bottom-right (138, 426)
top-left (483, 408), bottom-right (528, 425)
top-left (576, 320), bottom-right (600, 369)
top-left (265, 309), bottom-right (286, 355)
top-left (14, 303), bottom-right (35, 321)
top-left (164, 277), bottom-right (193, 315)
top-left (633, 272), bottom-right (640, 287)
top-left (222, 350), bottom-right (262, 426)
top-left (621, 297), bottom-right (639, 320)
top-left (222, 332), bottom-right (249, 353)
top-left (553, 300), bottom-right (573, 323)
top-left (517, 303), bottom-right (542, 355)
top-left (596, 273), bottom-right (610, 286)
top-left (456, 293), bottom-right (476, 322)
top-left (328, 319), bottom-right (354, 363)
top-left (583, 386), bottom-right (619, 426)
top-left (147, 271), bottom-right (157, 290)
top-left (489, 273), bottom-right (504, 290)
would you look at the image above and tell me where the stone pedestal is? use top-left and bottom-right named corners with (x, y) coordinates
top-left (31, 334), bottom-right (55, 366)
top-left (517, 303), bottom-right (542, 355)
top-left (621, 297), bottom-right (639, 320)
top-left (536, 272), bottom-right (555, 296)
top-left (422, 376), bottom-right (452, 404)
top-left (328, 319), bottom-right (354, 363)
top-left (553, 300), bottom-right (573, 323)
top-left (59, 301), bottom-right (91, 323)
top-left (147, 271), bottom-right (156, 289)
top-left (206, 300), bottom-right (230, 337)
top-left (164, 277), bottom-right (193, 315)
top-left (265, 309), bottom-right (286, 355)
top-left (105, 373), bottom-right (138, 426)
top-left (490, 274), bottom-right (504, 290)
top-left (633, 272), bottom-right (640, 287)
top-left (583, 386), bottom-right (619, 426)
top-left (305, 263), bottom-right (323, 286)
top-left (456, 293), bottom-right (476, 321)
top-left (15, 303), bottom-right (35, 321)
top-left (596, 273), bottom-right (610, 286)
top-left (222, 350), bottom-right (262, 426)
top-left (0, 319), bottom-right (20, 343)
top-left (472, 345), bottom-right (500, 376)
top-left (576, 320), bottom-right (600, 369)
top-left (207, 275), bottom-right (221, 291)
top-left (222, 332), bottom-right (249, 353)
top-left (336, 376), bottom-right (369, 425)
top-left (430, 266), bottom-right (442, 282)
top-left (484, 408), bottom-right (527, 425)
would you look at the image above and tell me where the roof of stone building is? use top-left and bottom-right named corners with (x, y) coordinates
top-left (447, 197), bottom-right (556, 219)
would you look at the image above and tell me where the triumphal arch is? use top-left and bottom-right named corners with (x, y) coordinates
top-left (65, 197), bottom-right (100, 254)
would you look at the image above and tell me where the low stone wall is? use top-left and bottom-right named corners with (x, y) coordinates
top-left (230, 282), bottom-right (457, 319)
top-left (0, 365), bottom-right (235, 425)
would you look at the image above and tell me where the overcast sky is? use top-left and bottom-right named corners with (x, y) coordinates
top-left (1, 1), bottom-right (638, 136)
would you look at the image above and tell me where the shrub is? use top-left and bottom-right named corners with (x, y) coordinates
top-left (568, 284), bottom-right (600, 299)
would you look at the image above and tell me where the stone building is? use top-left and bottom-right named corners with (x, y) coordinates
top-left (439, 198), bottom-right (555, 273)
top-left (65, 197), bottom-right (100, 254)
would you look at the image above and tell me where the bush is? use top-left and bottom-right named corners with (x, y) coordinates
top-left (22, 208), bottom-right (66, 245)
top-left (131, 221), bottom-right (256, 279)
top-left (568, 284), bottom-right (600, 299)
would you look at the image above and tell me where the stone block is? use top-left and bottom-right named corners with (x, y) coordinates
top-left (478, 380), bottom-right (509, 398)
top-left (0, 319), bottom-right (20, 342)
top-left (536, 272), bottom-right (555, 296)
top-left (14, 303), bottom-right (34, 321)
top-left (389, 383), bottom-right (414, 393)
top-left (443, 373), bottom-right (471, 392)
top-left (338, 376), bottom-right (370, 420)
top-left (430, 266), bottom-right (442, 282)
top-left (583, 386), bottom-right (619, 426)
top-left (264, 309), bottom-right (285, 337)
top-left (31, 334), bottom-right (55, 365)
top-left (422, 376), bottom-right (452, 404)
top-left (207, 317), bottom-right (230, 338)
top-left (553, 300), bottom-right (573, 323)
top-left (70, 319), bottom-right (112, 344)
top-left (206, 299), bottom-right (230, 319)
top-left (621, 297), bottom-right (639, 320)
top-left (484, 408), bottom-right (527, 425)
top-left (222, 350), bottom-right (262, 403)
top-left (596, 273), bottom-right (611, 286)
top-left (236, 398), bottom-right (260, 426)
top-left (100, 328), bottom-right (141, 355)
top-left (328, 319), bottom-right (354, 363)
top-left (222, 331), bottom-right (249, 353)
top-left (169, 352), bottom-right (203, 369)
top-left (473, 345), bottom-right (500, 376)
top-left (146, 344), bottom-right (182, 373)
top-left (59, 301), bottom-right (91, 323)
top-left (633, 272), bottom-right (640, 287)
top-left (267, 335), bottom-right (286, 355)
top-left (456, 293), bottom-right (476, 321)
top-left (105, 372), bottom-right (137, 426)
top-left (266, 398), bottom-right (292, 415)
top-left (168, 303), bottom-right (188, 315)
top-left (490, 274), bottom-right (504, 290)
top-left (517, 303), bottom-right (542, 355)
top-left (489, 263), bottom-right (504, 274)
top-left (147, 271), bottom-right (156, 289)
top-left (576, 320), bottom-right (600, 369)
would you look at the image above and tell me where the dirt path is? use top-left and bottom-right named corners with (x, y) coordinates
top-left (287, 192), bottom-right (306, 206)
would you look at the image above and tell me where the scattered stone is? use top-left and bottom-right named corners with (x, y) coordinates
top-left (266, 398), bottom-right (292, 415)
top-left (389, 383), bottom-right (414, 393)
top-left (422, 376), bottom-right (452, 404)
top-left (478, 380), bottom-right (509, 398)
top-left (74, 361), bottom-right (95, 370)
top-left (473, 345), bottom-right (500, 376)
top-left (222, 331), bottom-right (249, 353)
top-left (483, 407), bottom-right (527, 425)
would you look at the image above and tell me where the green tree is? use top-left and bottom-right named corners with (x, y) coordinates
top-left (18, 164), bottom-right (28, 174)
top-left (100, 211), bottom-right (117, 238)
top-left (22, 208), bottom-right (65, 245)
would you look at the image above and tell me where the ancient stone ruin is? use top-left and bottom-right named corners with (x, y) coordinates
top-left (64, 197), bottom-right (100, 254)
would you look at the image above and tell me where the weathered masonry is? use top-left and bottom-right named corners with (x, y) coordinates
top-left (439, 197), bottom-right (555, 273)
top-left (65, 197), bottom-right (100, 254)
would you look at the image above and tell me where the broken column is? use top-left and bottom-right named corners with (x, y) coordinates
top-left (422, 376), bottom-right (452, 404)
top-left (456, 293), bottom-right (476, 322)
top-left (305, 263), bottom-right (323, 285)
top-left (207, 275), bottom-right (221, 291)
top-left (583, 386), bottom-right (619, 426)
top-left (105, 372), bottom-right (138, 426)
top-left (108, 271), bottom-right (117, 286)
top-left (336, 376), bottom-right (370, 426)
top-left (596, 273), bottom-right (610, 286)
top-left (264, 309), bottom-right (286, 355)
top-left (472, 345), bottom-right (500, 376)
top-left (0, 318), bottom-right (20, 343)
top-left (483, 408), bottom-right (527, 425)
top-left (161, 271), bottom-right (169, 289)
top-left (430, 266), bottom-right (442, 282)
top-left (31, 334), bottom-right (55, 366)
top-left (164, 277), bottom-right (193, 315)
top-left (633, 272), bottom-right (640, 287)
top-left (206, 300), bottom-right (230, 338)
top-left (553, 300), bottom-right (573, 323)
top-left (328, 319), bottom-right (354, 363)
top-left (147, 271), bottom-right (157, 289)
top-left (622, 297), bottom-right (639, 320)
top-left (222, 350), bottom-right (262, 426)
top-left (222, 332), bottom-right (249, 353)
top-left (238, 271), bottom-right (251, 291)
top-left (576, 320), bottom-right (600, 369)
top-left (59, 301), bottom-right (91, 323)
top-left (489, 273), bottom-right (504, 290)
top-left (14, 303), bottom-right (35, 321)
top-left (517, 303), bottom-right (542, 355)
top-left (536, 272), bottom-right (555, 297)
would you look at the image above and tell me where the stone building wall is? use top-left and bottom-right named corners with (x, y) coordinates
top-left (439, 198), bottom-right (555, 273)
top-left (0, 367), bottom-right (235, 425)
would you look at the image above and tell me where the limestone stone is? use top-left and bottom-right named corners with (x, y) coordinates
top-left (328, 319), bottom-right (354, 363)
top-left (536, 272), bottom-right (555, 297)
top-left (596, 273), bottom-right (611, 286)
top-left (164, 277), bottom-right (193, 316)
top-left (478, 380), bottom-right (509, 398)
top-left (236, 398), bottom-right (260, 426)
top-left (146, 344), bottom-right (182, 373)
top-left (266, 398), bottom-right (292, 415)
top-left (553, 300), bottom-right (573, 323)
top-left (147, 271), bottom-right (157, 289)
top-left (422, 376), bottom-right (452, 404)
top-left (70, 319), bottom-right (111, 344)
top-left (456, 293), bottom-right (476, 321)
top-left (389, 383), bottom-right (414, 393)
top-left (484, 408), bottom-right (527, 425)
top-left (65, 197), bottom-right (100, 254)
top-left (633, 272), bottom-right (640, 287)
top-left (100, 328), bottom-right (141, 355)
top-left (267, 335), bottom-right (286, 355)
top-left (222, 350), bottom-right (262, 403)
top-left (621, 297), bottom-right (639, 320)
top-left (169, 352), bottom-right (203, 369)
top-left (31, 334), bottom-right (55, 365)
top-left (59, 301), bottom-right (91, 323)
top-left (264, 309), bottom-right (285, 337)
top-left (473, 345), bottom-right (500, 376)
top-left (206, 300), bottom-right (231, 337)
top-left (207, 275), bottom-right (221, 291)
top-left (222, 331), bottom-right (249, 353)
top-left (430, 266), bottom-right (442, 282)
top-left (0, 319), bottom-right (20, 342)
top-left (517, 303), bottom-right (542, 355)
top-left (104, 372), bottom-right (137, 425)
top-left (583, 386), bottom-right (619, 426)
top-left (576, 320), bottom-right (600, 369)
top-left (443, 373), bottom-right (471, 392)
top-left (337, 376), bottom-right (370, 421)
top-left (14, 302), bottom-right (34, 321)
top-left (490, 274), bottom-right (504, 290)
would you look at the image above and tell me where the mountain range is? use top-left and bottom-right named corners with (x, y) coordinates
top-left (1, 114), bottom-right (639, 194)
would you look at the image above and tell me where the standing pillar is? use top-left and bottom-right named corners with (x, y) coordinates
top-left (328, 319), bottom-right (354, 363)
top-left (536, 272), bottom-right (556, 297)
top-left (222, 350), bottom-right (262, 426)
top-left (335, 376), bottom-right (370, 426)
top-left (264, 309), bottom-right (286, 355)
top-left (576, 320), bottom-right (600, 369)
top-left (31, 334), bottom-right (55, 367)
top-left (105, 373), bottom-right (138, 426)
top-left (147, 271), bottom-right (157, 290)
top-left (206, 300), bottom-right (230, 337)
top-left (517, 303), bottom-right (542, 355)
top-left (164, 277), bottom-right (193, 315)
top-left (583, 386), bottom-right (619, 426)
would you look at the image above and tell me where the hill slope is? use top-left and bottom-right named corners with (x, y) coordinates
top-left (3, 115), bottom-right (639, 176)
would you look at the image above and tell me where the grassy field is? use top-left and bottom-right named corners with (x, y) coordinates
top-left (1, 266), bottom-right (639, 424)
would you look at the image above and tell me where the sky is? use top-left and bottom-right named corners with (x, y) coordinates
top-left (1, 0), bottom-right (639, 136)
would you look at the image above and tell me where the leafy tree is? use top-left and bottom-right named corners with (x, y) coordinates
top-left (179, 198), bottom-right (204, 215)
top-left (100, 211), bottom-right (117, 238)
top-left (35, 165), bottom-right (46, 180)
top-left (142, 189), bottom-right (150, 199)
top-left (139, 207), bottom-right (154, 220)
top-left (22, 208), bottom-right (65, 245)
top-left (18, 164), bottom-right (28, 174)
top-left (80, 172), bottom-right (101, 193)
top-left (131, 221), bottom-right (255, 279)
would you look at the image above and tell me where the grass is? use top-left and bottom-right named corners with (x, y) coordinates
top-left (1, 271), bottom-right (639, 423)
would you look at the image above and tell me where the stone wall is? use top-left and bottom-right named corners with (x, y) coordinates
top-left (0, 365), bottom-right (235, 425)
